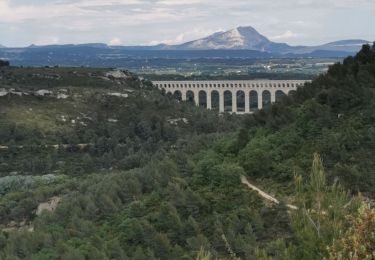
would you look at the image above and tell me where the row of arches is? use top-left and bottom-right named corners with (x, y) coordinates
top-left (169, 90), bottom-right (295, 112)
top-left (157, 82), bottom-right (304, 89)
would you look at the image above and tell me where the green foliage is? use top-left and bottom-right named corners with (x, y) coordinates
top-left (0, 175), bottom-right (63, 195)
top-left (289, 154), bottom-right (356, 259)
top-left (0, 60), bottom-right (10, 67)
top-left (0, 67), bottom-right (241, 177)
top-left (0, 44), bottom-right (374, 259)
top-left (327, 203), bottom-right (375, 260)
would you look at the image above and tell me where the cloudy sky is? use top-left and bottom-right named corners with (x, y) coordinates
top-left (0, 0), bottom-right (374, 47)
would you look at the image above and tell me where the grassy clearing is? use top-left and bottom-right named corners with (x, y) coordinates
top-left (0, 98), bottom-right (85, 134)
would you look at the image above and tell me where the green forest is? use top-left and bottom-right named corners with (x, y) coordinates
top-left (0, 44), bottom-right (374, 259)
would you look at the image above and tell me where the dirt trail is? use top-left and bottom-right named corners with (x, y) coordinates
top-left (241, 175), bottom-right (298, 210)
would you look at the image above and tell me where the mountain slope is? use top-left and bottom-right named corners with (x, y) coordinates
top-left (169, 26), bottom-right (369, 54)
top-left (174, 26), bottom-right (292, 52)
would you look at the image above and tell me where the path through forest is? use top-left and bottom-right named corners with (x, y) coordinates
top-left (241, 175), bottom-right (298, 210)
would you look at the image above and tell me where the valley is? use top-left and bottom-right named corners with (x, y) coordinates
top-left (1, 0), bottom-right (375, 256)
top-left (0, 44), bottom-right (374, 259)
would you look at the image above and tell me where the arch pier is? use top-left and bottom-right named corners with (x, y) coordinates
top-left (153, 80), bottom-right (310, 114)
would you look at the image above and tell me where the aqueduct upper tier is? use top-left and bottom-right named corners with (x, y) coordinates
top-left (153, 80), bottom-right (311, 114)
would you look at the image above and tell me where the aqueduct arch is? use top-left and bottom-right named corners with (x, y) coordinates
top-left (275, 90), bottom-right (287, 103)
top-left (211, 90), bottom-right (220, 110)
top-left (173, 90), bottom-right (182, 101)
top-left (250, 90), bottom-right (258, 112)
top-left (199, 90), bottom-right (207, 108)
top-left (224, 90), bottom-right (232, 112)
top-left (186, 90), bottom-right (194, 104)
top-left (237, 90), bottom-right (245, 112)
top-left (262, 90), bottom-right (271, 108)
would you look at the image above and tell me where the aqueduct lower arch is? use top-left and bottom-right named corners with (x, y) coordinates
top-left (153, 80), bottom-right (310, 114)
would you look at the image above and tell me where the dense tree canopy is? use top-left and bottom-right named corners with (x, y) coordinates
top-left (0, 44), bottom-right (374, 259)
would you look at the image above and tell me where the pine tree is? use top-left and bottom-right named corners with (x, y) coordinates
top-left (196, 247), bottom-right (212, 260)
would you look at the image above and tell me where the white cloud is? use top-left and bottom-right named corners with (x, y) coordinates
top-left (270, 30), bottom-right (299, 41)
top-left (148, 33), bottom-right (184, 45)
top-left (157, 0), bottom-right (203, 6)
top-left (34, 36), bottom-right (60, 45)
top-left (0, 0), bottom-right (86, 23)
top-left (0, 0), bottom-right (374, 46)
top-left (109, 37), bottom-right (122, 45)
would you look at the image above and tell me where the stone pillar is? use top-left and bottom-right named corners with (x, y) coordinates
top-left (232, 90), bottom-right (237, 113)
top-left (245, 91), bottom-right (250, 113)
top-left (219, 91), bottom-right (224, 113)
top-left (194, 91), bottom-right (199, 106)
top-left (207, 91), bottom-right (212, 109)
top-left (258, 91), bottom-right (263, 110)
top-left (181, 91), bottom-right (187, 101)
top-left (271, 90), bottom-right (276, 103)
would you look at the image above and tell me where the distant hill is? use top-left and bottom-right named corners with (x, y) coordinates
top-left (27, 43), bottom-right (109, 49)
top-left (0, 47), bottom-right (277, 67)
top-left (290, 39), bottom-right (371, 54)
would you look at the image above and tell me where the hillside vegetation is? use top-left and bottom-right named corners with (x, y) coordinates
top-left (0, 44), bottom-right (374, 259)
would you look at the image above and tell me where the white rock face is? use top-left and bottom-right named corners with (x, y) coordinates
top-left (179, 26), bottom-right (271, 50)
top-left (0, 88), bottom-right (25, 96)
top-left (187, 29), bottom-right (245, 49)
top-left (0, 88), bottom-right (7, 97)
top-left (57, 93), bottom-right (69, 99)
top-left (105, 70), bottom-right (128, 79)
top-left (35, 90), bottom-right (53, 96)
top-left (108, 92), bottom-right (129, 98)
top-left (167, 118), bottom-right (189, 125)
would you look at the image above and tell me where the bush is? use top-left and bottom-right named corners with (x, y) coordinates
top-left (0, 59), bottom-right (9, 67)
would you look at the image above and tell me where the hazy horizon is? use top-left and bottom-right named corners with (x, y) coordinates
top-left (1, 0), bottom-right (374, 47)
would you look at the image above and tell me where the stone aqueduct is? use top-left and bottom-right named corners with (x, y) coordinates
top-left (153, 80), bottom-right (311, 114)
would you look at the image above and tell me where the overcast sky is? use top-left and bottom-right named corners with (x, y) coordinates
top-left (0, 0), bottom-right (374, 47)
